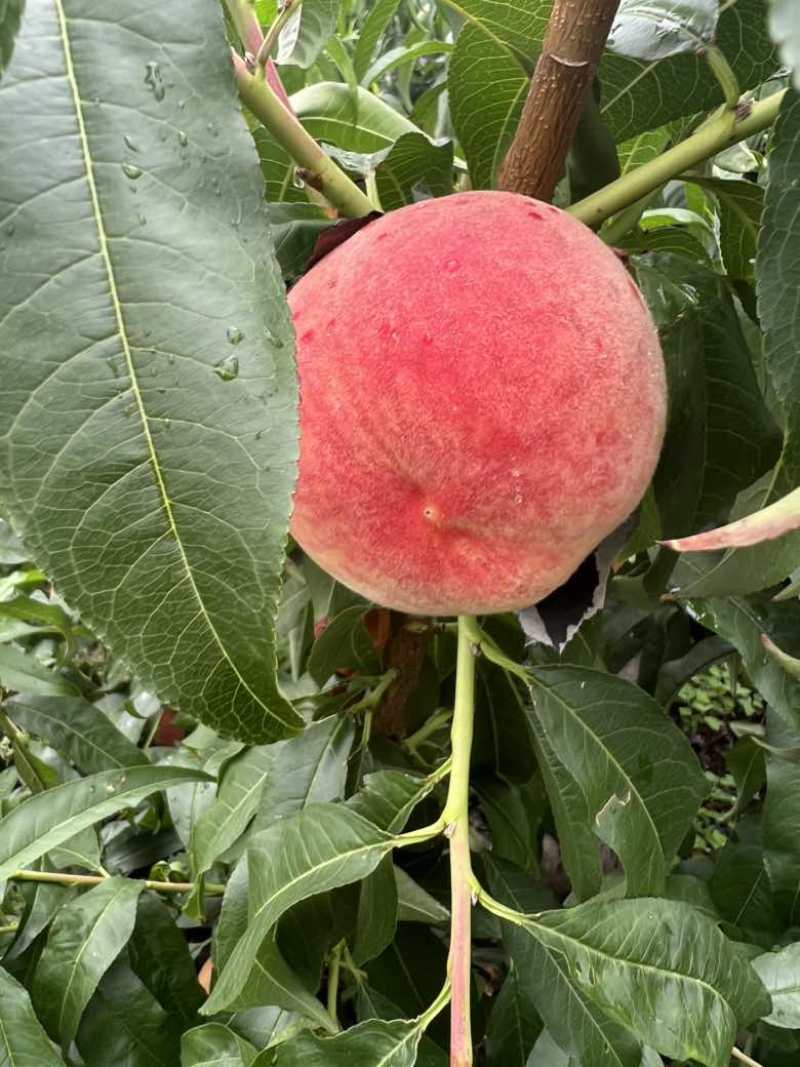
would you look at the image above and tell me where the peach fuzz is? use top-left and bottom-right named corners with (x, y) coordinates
top-left (288, 190), bottom-right (666, 616)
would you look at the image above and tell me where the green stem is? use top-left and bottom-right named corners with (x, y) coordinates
top-left (9, 869), bottom-right (224, 896)
top-left (0, 924), bottom-right (19, 935)
top-left (231, 52), bottom-right (374, 219)
top-left (569, 89), bottom-right (787, 229)
top-left (327, 940), bottom-right (344, 1027)
top-left (347, 668), bottom-right (398, 716)
top-left (403, 708), bottom-right (453, 756)
top-left (705, 45), bottom-right (740, 110)
top-left (442, 616), bottom-right (478, 1067)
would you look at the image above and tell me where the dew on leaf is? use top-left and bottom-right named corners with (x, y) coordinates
top-left (226, 326), bottom-right (244, 345)
top-left (123, 134), bottom-right (139, 153)
top-left (178, 130), bottom-right (189, 147)
top-left (122, 163), bottom-right (143, 180)
top-left (144, 61), bottom-right (166, 101)
top-left (214, 355), bottom-right (239, 381)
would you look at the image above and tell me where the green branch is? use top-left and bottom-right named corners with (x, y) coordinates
top-left (570, 89), bottom-right (787, 228)
top-left (9, 868), bottom-right (225, 896)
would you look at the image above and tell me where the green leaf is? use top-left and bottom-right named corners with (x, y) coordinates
top-left (374, 132), bottom-right (454, 212)
top-left (276, 0), bottom-right (339, 69)
top-left (6, 696), bottom-right (149, 774)
top-left (190, 745), bottom-right (277, 881)
top-left (507, 897), bottom-right (770, 1067)
top-left (477, 778), bottom-right (540, 873)
top-left (526, 666), bottom-right (707, 896)
top-left (0, 646), bottom-right (79, 698)
top-left (352, 854), bottom-right (398, 966)
top-left (0, 765), bottom-right (212, 881)
top-left (448, 24), bottom-right (526, 190)
top-left (754, 942), bottom-right (800, 1028)
top-left (474, 661), bottom-right (538, 784)
top-left (769, 0), bottom-right (800, 89)
top-left (346, 769), bottom-right (437, 832)
top-left (181, 1023), bottom-right (256, 1066)
top-left (759, 88), bottom-right (800, 467)
top-left (128, 894), bottom-right (204, 1026)
top-left (395, 867), bottom-right (449, 924)
top-left (32, 877), bottom-right (143, 1049)
top-left (0, 0), bottom-right (301, 745)
top-left (601, 0), bottom-right (777, 140)
top-left (353, 0), bottom-right (402, 81)
top-left (486, 961), bottom-right (541, 1067)
top-left (202, 805), bottom-right (393, 1014)
top-left (488, 860), bottom-right (641, 1067)
top-left (673, 91), bottom-right (800, 595)
top-left (678, 578), bottom-right (800, 732)
top-left (272, 1016), bottom-right (425, 1066)
top-left (76, 954), bottom-right (183, 1067)
top-left (251, 125), bottom-right (305, 204)
top-left (4, 859), bottom-right (73, 961)
top-left (361, 41), bottom-right (453, 87)
top-left (249, 714), bottom-right (355, 834)
top-left (607, 0), bottom-right (717, 60)
top-left (636, 259), bottom-right (782, 540)
top-left (293, 82), bottom-right (418, 151)
top-left (689, 176), bottom-right (763, 284)
top-left (762, 717), bottom-right (800, 925)
top-left (0, 0), bottom-right (23, 78)
top-left (307, 607), bottom-right (379, 685)
top-left (710, 840), bottom-right (778, 946)
top-left (268, 203), bottom-right (332, 281)
top-left (0, 967), bottom-right (66, 1067)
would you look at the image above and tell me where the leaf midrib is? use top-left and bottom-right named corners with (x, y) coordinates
top-left (53, 0), bottom-right (282, 727)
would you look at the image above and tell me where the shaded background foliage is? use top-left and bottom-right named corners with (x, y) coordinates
top-left (2, 1), bottom-right (800, 1065)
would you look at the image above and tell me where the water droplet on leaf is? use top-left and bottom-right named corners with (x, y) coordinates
top-left (226, 326), bottom-right (244, 345)
top-left (123, 134), bottom-right (139, 153)
top-left (122, 162), bottom-right (143, 180)
top-left (178, 130), bottom-right (189, 147)
top-left (144, 61), bottom-right (166, 101)
top-left (214, 355), bottom-right (239, 381)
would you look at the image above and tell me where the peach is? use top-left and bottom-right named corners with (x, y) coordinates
top-left (288, 191), bottom-right (665, 616)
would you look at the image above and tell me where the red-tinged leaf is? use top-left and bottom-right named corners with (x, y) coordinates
top-left (661, 485), bottom-right (800, 552)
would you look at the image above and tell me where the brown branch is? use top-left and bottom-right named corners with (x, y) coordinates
top-left (498, 0), bottom-right (621, 201)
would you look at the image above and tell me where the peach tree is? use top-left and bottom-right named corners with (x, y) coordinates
top-left (1, 1), bottom-right (800, 1066)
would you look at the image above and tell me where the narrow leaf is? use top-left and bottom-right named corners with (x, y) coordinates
top-left (0, 765), bottom-right (212, 881)
top-left (202, 805), bottom-right (393, 1013)
top-left (0, 968), bottom-right (66, 1067)
top-left (6, 695), bottom-right (149, 774)
top-left (274, 1017), bottom-right (424, 1066)
top-left (0, 0), bottom-right (24, 77)
top-left (663, 484), bottom-right (800, 552)
top-left (32, 877), bottom-right (143, 1049)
